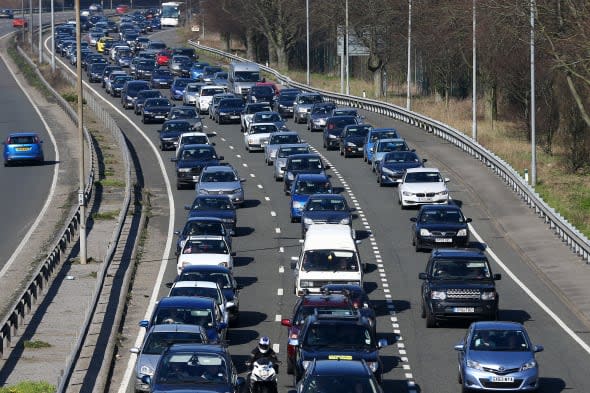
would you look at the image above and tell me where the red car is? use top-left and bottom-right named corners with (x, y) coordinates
top-left (115, 4), bottom-right (129, 14)
top-left (280, 291), bottom-right (357, 374)
top-left (156, 50), bottom-right (172, 66)
top-left (12, 17), bottom-right (27, 28)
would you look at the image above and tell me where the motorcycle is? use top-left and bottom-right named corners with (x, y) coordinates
top-left (246, 357), bottom-right (281, 393)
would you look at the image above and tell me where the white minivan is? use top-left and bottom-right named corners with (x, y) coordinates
top-left (294, 224), bottom-right (363, 296)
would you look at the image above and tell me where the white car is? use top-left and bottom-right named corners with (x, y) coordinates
top-left (182, 83), bottom-right (203, 105)
top-left (243, 122), bottom-right (279, 152)
top-left (168, 280), bottom-right (230, 325)
top-left (196, 85), bottom-right (227, 114)
top-left (175, 132), bottom-right (212, 158)
top-left (177, 235), bottom-right (235, 274)
top-left (396, 167), bottom-right (450, 209)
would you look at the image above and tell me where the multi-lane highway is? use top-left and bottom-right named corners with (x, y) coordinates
top-left (48, 27), bottom-right (590, 393)
top-left (0, 20), bottom-right (58, 273)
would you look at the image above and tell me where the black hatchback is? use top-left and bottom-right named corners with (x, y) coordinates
top-left (410, 204), bottom-right (472, 252)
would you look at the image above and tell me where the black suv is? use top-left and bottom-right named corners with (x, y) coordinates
top-left (293, 313), bottom-right (387, 383)
top-left (419, 248), bottom-right (501, 328)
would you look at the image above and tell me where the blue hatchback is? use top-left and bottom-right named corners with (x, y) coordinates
top-left (3, 132), bottom-right (44, 166)
top-left (289, 173), bottom-right (332, 223)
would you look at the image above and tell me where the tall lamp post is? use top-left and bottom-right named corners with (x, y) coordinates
top-left (472, 0), bottom-right (477, 141)
top-left (51, 0), bottom-right (55, 71)
top-left (38, 0), bottom-right (42, 63)
top-left (530, 0), bottom-right (536, 185)
top-left (306, 0), bottom-right (309, 85)
top-left (345, 0), bottom-right (349, 95)
top-left (406, 0), bottom-right (412, 110)
top-left (75, 0), bottom-right (87, 265)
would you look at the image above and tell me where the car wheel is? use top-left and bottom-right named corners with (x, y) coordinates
top-left (141, 117), bottom-right (146, 124)
top-left (458, 371), bottom-right (463, 384)
top-left (160, 143), bottom-right (164, 151)
top-left (415, 242), bottom-right (422, 252)
top-left (275, 175), bottom-right (281, 182)
top-left (286, 357), bottom-right (294, 375)
top-left (461, 384), bottom-right (471, 393)
top-left (176, 181), bottom-right (182, 190)
top-left (420, 301), bottom-right (426, 318)
top-left (425, 306), bottom-right (436, 328)
top-left (3, 161), bottom-right (8, 167)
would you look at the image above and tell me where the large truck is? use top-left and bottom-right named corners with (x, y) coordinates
top-left (227, 61), bottom-right (261, 98)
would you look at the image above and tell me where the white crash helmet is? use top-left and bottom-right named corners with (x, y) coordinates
top-left (258, 336), bottom-right (271, 353)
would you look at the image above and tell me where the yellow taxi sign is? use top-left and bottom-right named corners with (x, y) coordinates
top-left (328, 355), bottom-right (353, 360)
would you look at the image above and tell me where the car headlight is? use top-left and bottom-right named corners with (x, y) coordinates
top-left (219, 262), bottom-right (228, 267)
top-left (346, 142), bottom-right (357, 147)
top-left (419, 228), bottom-right (431, 236)
top-left (339, 218), bottom-right (350, 225)
top-left (178, 168), bottom-right (191, 172)
top-left (457, 228), bottom-right (468, 236)
top-left (303, 218), bottom-right (314, 225)
top-left (181, 260), bottom-right (190, 268)
top-left (366, 362), bottom-right (378, 372)
top-left (466, 359), bottom-right (483, 371)
top-left (140, 365), bottom-right (154, 376)
top-left (198, 189), bottom-right (209, 194)
top-left (293, 201), bottom-right (305, 209)
top-left (302, 361), bottom-right (311, 370)
top-left (278, 104), bottom-right (285, 108)
top-left (248, 138), bottom-right (256, 144)
top-left (299, 280), bottom-right (313, 288)
top-left (329, 134), bottom-right (338, 139)
top-left (231, 188), bottom-right (242, 194)
top-left (481, 291), bottom-right (496, 300)
top-left (381, 167), bottom-right (394, 175)
top-left (520, 360), bottom-right (537, 371)
top-left (438, 190), bottom-right (448, 196)
top-left (347, 281), bottom-right (361, 286)
top-left (431, 291), bottom-right (446, 300)
top-left (287, 172), bottom-right (295, 180)
top-left (402, 191), bottom-right (413, 196)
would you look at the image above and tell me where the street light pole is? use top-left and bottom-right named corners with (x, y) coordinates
top-left (75, 0), bottom-right (87, 265)
top-left (345, 0), bottom-right (349, 95)
top-left (306, 0), bottom-right (309, 85)
top-left (530, 0), bottom-right (536, 186)
top-left (51, 0), bottom-right (55, 71)
top-left (472, 0), bottom-right (477, 141)
top-left (38, 0), bottom-right (42, 63)
top-left (28, 0), bottom-right (32, 47)
top-left (406, 0), bottom-right (412, 110)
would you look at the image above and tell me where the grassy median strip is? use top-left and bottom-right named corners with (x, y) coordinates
top-left (7, 44), bottom-right (55, 102)
top-left (23, 340), bottom-right (52, 349)
top-left (92, 210), bottom-right (120, 220)
top-left (0, 381), bottom-right (55, 393)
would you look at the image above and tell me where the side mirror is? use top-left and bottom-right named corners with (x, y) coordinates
top-left (174, 230), bottom-right (181, 235)
top-left (410, 217), bottom-right (417, 222)
top-left (281, 318), bottom-right (292, 327)
top-left (184, 205), bottom-right (191, 210)
top-left (378, 339), bottom-right (388, 348)
top-left (170, 157), bottom-right (177, 162)
top-left (165, 282), bottom-right (173, 288)
top-left (129, 347), bottom-right (140, 354)
top-left (211, 142), bottom-right (216, 146)
top-left (418, 272), bottom-right (428, 280)
top-left (466, 218), bottom-right (472, 223)
top-left (231, 252), bottom-right (237, 257)
top-left (139, 320), bottom-right (149, 328)
top-left (141, 375), bottom-right (152, 385)
top-left (324, 164), bottom-right (331, 170)
top-left (280, 166), bottom-right (286, 171)
top-left (493, 273), bottom-right (502, 280)
top-left (225, 301), bottom-right (235, 308)
top-left (219, 155), bottom-right (224, 160)
top-left (240, 178), bottom-right (246, 183)
top-left (454, 344), bottom-right (465, 352)
top-left (533, 345), bottom-right (544, 353)
top-left (444, 177), bottom-right (450, 183)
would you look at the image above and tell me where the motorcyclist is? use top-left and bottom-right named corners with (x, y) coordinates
top-left (247, 336), bottom-right (280, 373)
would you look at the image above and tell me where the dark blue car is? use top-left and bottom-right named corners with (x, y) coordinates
top-left (170, 77), bottom-right (196, 100)
top-left (3, 132), bottom-right (44, 166)
top-left (338, 124), bottom-right (372, 158)
top-left (289, 174), bottom-right (332, 223)
top-left (139, 296), bottom-right (228, 343)
top-left (150, 68), bottom-right (174, 89)
top-left (376, 150), bottom-right (426, 186)
top-left (159, 120), bottom-right (192, 151)
top-left (300, 194), bottom-right (352, 237)
top-left (141, 344), bottom-right (245, 393)
top-left (410, 204), bottom-right (472, 251)
top-left (184, 195), bottom-right (237, 231)
top-left (172, 144), bottom-right (223, 190)
top-left (174, 216), bottom-right (232, 256)
top-left (282, 153), bottom-right (329, 195)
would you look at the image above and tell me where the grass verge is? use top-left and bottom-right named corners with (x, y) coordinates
top-left (92, 210), bottom-right (120, 220)
top-left (0, 381), bottom-right (55, 393)
top-left (23, 340), bottom-right (52, 349)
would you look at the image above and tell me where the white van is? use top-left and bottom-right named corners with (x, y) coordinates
top-left (294, 224), bottom-right (363, 296)
top-left (228, 61), bottom-right (261, 98)
top-left (196, 85), bottom-right (228, 114)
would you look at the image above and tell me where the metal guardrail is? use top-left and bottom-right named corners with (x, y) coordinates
top-left (188, 40), bottom-right (590, 264)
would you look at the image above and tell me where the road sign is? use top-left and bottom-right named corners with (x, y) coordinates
top-left (337, 26), bottom-right (370, 56)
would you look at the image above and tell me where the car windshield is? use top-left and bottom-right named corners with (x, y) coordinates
top-left (192, 197), bottom-right (233, 210)
top-left (334, 110), bottom-right (357, 116)
top-left (181, 135), bottom-right (208, 145)
top-left (305, 198), bottom-right (347, 211)
top-left (153, 307), bottom-right (213, 326)
top-left (329, 117), bottom-right (356, 128)
top-left (174, 80), bottom-right (192, 89)
top-left (202, 88), bottom-right (226, 96)
top-left (377, 141), bottom-right (407, 152)
top-left (147, 99), bottom-right (172, 107)
top-left (370, 131), bottom-right (398, 141)
top-left (304, 324), bottom-right (372, 347)
top-left (181, 148), bottom-right (215, 160)
top-left (278, 147), bottom-right (309, 158)
top-left (163, 123), bottom-right (191, 132)
top-left (173, 55), bottom-right (191, 63)
top-left (251, 86), bottom-right (273, 95)
top-left (469, 329), bottom-right (530, 352)
top-left (384, 152), bottom-right (419, 163)
top-left (200, 171), bottom-right (238, 182)
top-left (139, 91), bottom-right (162, 99)
top-left (246, 104), bottom-right (271, 113)
top-left (128, 84), bottom-right (149, 95)
top-left (182, 239), bottom-right (229, 254)
top-left (250, 124), bottom-right (278, 134)
top-left (219, 99), bottom-right (243, 108)
top-left (345, 126), bottom-right (371, 137)
top-left (288, 157), bottom-right (323, 170)
top-left (302, 250), bottom-right (359, 272)
top-left (419, 209), bottom-right (465, 224)
top-left (301, 375), bottom-right (379, 393)
top-left (269, 134), bottom-right (299, 144)
top-left (186, 85), bottom-right (200, 92)
top-left (143, 332), bottom-right (205, 355)
top-left (299, 95), bottom-right (322, 104)
top-left (312, 106), bottom-right (334, 114)
top-left (170, 108), bottom-right (198, 118)
top-left (154, 69), bottom-right (172, 77)
top-left (295, 180), bottom-right (331, 194)
top-left (254, 113), bottom-right (281, 122)
top-left (170, 286), bottom-right (221, 303)
top-left (430, 259), bottom-right (491, 280)
top-left (404, 172), bottom-right (442, 183)
top-left (294, 306), bottom-right (354, 325)
top-left (8, 136), bottom-right (38, 144)
top-left (156, 353), bottom-right (227, 384)
top-left (183, 221), bottom-right (223, 237)
top-left (234, 71), bottom-right (259, 82)
top-left (178, 272), bottom-right (233, 289)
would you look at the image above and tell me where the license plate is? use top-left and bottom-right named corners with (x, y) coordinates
top-left (155, 115), bottom-right (165, 119)
top-left (453, 307), bottom-right (475, 313)
top-left (490, 376), bottom-right (514, 383)
top-left (15, 147), bottom-right (31, 151)
top-left (230, 115), bottom-right (239, 119)
top-left (328, 355), bottom-right (352, 360)
top-left (435, 238), bottom-right (452, 243)
top-left (192, 175), bottom-right (199, 180)
top-left (418, 197), bottom-right (432, 202)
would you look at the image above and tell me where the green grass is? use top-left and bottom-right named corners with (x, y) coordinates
top-left (96, 178), bottom-right (125, 188)
top-left (23, 340), bottom-right (52, 349)
top-left (7, 45), bottom-right (54, 102)
top-left (0, 381), bottom-right (55, 393)
top-left (92, 210), bottom-right (120, 220)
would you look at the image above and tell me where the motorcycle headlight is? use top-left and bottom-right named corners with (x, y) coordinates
top-left (520, 360), bottom-right (536, 371)
top-left (457, 228), bottom-right (468, 236)
top-left (339, 218), bottom-right (350, 225)
top-left (366, 362), bottom-right (378, 372)
top-left (481, 291), bottom-right (496, 300)
top-left (419, 228), bottom-right (431, 236)
top-left (466, 359), bottom-right (483, 371)
top-left (302, 361), bottom-right (311, 370)
top-left (303, 218), bottom-right (314, 225)
top-left (431, 291), bottom-right (446, 300)
top-left (140, 365), bottom-right (154, 376)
